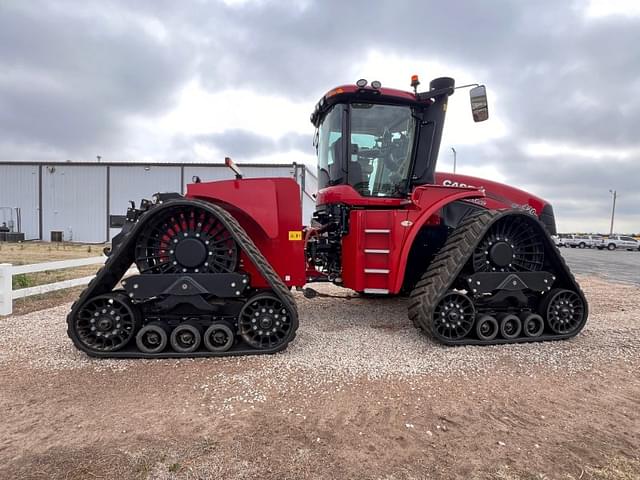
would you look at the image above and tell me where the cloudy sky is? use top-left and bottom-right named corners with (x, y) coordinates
top-left (1, 0), bottom-right (639, 233)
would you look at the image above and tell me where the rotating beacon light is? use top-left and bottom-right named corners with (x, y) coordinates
top-left (411, 74), bottom-right (420, 94)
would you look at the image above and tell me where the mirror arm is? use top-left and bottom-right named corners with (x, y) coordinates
top-left (454, 83), bottom-right (481, 90)
top-left (416, 86), bottom-right (454, 101)
top-left (417, 83), bottom-right (483, 101)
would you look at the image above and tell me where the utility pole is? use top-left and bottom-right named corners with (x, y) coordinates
top-left (451, 147), bottom-right (457, 174)
top-left (609, 189), bottom-right (617, 236)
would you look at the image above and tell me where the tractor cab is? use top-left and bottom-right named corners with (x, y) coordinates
top-left (311, 77), bottom-right (488, 201)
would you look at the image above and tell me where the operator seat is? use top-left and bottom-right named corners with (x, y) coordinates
top-left (328, 140), bottom-right (344, 184)
top-left (347, 159), bottom-right (366, 194)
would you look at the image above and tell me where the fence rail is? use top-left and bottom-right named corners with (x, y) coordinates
top-left (0, 256), bottom-right (106, 315)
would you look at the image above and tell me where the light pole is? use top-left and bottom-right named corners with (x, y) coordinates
top-left (609, 189), bottom-right (617, 236)
top-left (451, 147), bottom-right (457, 174)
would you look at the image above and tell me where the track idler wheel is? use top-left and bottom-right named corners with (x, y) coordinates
top-left (520, 312), bottom-right (544, 337)
top-left (432, 291), bottom-right (475, 341)
top-left (541, 289), bottom-right (586, 335)
top-left (73, 293), bottom-right (140, 352)
top-left (203, 323), bottom-right (235, 352)
top-left (498, 313), bottom-right (522, 340)
top-left (170, 322), bottom-right (202, 353)
top-left (239, 293), bottom-right (294, 350)
top-left (136, 322), bottom-right (169, 354)
top-left (475, 314), bottom-right (499, 341)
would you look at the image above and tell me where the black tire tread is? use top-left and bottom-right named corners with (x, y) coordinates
top-left (408, 209), bottom-right (588, 345)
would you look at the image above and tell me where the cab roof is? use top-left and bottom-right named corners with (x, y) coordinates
top-left (310, 84), bottom-right (432, 127)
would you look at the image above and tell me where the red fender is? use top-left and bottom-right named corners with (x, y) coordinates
top-left (390, 185), bottom-right (485, 293)
top-left (186, 178), bottom-right (306, 288)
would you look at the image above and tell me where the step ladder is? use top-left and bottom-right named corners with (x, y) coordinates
top-left (361, 212), bottom-right (394, 294)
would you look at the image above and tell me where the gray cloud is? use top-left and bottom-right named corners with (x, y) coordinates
top-left (193, 129), bottom-right (311, 158)
top-left (0, 1), bottom-right (195, 158)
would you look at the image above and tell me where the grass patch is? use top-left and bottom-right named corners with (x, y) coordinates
top-left (12, 273), bottom-right (31, 289)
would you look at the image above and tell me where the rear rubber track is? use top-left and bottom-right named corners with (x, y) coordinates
top-left (67, 198), bottom-right (298, 358)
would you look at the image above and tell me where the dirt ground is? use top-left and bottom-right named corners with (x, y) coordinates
top-left (0, 276), bottom-right (638, 480)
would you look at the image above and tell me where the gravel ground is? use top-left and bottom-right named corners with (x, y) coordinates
top-left (1, 276), bottom-right (638, 379)
top-left (1, 275), bottom-right (639, 479)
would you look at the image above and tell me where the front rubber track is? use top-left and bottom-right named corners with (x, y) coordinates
top-left (408, 209), bottom-right (588, 346)
top-left (67, 198), bottom-right (298, 358)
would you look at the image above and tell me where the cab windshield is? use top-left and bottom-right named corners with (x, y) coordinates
top-left (316, 103), bottom-right (416, 197)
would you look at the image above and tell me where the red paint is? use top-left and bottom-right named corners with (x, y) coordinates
top-left (186, 178), bottom-right (306, 288)
top-left (337, 185), bottom-right (485, 294)
top-left (322, 84), bottom-right (431, 105)
top-left (341, 209), bottom-right (410, 292)
top-left (316, 184), bottom-right (407, 208)
top-left (184, 171), bottom-right (550, 296)
top-left (312, 175), bottom-right (551, 294)
top-left (433, 172), bottom-right (545, 215)
top-left (390, 185), bottom-right (485, 293)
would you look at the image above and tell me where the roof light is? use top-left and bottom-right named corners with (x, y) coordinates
top-left (371, 80), bottom-right (381, 89)
top-left (356, 78), bottom-right (367, 88)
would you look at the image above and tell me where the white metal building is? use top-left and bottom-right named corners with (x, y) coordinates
top-left (0, 162), bottom-right (317, 243)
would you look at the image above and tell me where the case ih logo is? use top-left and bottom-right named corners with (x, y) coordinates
top-left (441, 179), bottom-right (487, 206)
top-left (441, 179), bottom-right (478, 189)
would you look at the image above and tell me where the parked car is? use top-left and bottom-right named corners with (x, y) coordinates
top-left (597, 235), bottom-right (640, 251)
top-left (566, 235), bottom-right (602, 249)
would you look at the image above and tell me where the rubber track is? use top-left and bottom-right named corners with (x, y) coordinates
top-left (408, 209), bottom-right (589, 346)
top-left (67, 198), bottom-right (298, 358)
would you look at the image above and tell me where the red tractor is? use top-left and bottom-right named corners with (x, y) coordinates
top-left (68, 76), bottom-right (587, 358)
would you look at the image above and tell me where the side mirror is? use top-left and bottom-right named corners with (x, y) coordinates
top-left (470, 85), bottom-right (489, 122)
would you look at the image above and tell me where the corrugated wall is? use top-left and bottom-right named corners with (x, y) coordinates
top-left (182, 165), bottom-right (296, 189)
top-left (0, 162), bottom-right (317, 243)
top-left (109, 166), bottom-right (182, 240)
top-left (41, 165), bottom-right (107, 243)
top-left (0, 164), bottom-right (40, 239)
top-left (302, 169), bottom-right (318, 224)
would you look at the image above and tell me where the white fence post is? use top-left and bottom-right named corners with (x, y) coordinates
top-left (0, 263), bottom-right (12, 316)
top-left (0, 256), bottom-right (131, 317)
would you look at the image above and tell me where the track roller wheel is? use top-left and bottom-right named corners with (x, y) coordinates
top-left (170, 322), bottom-right (202, 353)
top-left (73, 293), bottom-right (140, 352)
top-left (203, 323), bottom-right (235, 352)
top-left (432, 291), bottom-right (475, 341)
top-left (520, 312), bottom-right (544, 337)
top-left (239, 293), bottom-right (294, 350)
top-left (136, 322), bottom-right (169, 354)
top-left (475, 314), bottom-right (499, 341)
top-left (541, 289), bottom-right (586, 335)
top-left (498, 313), bottom-right (522, 339)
